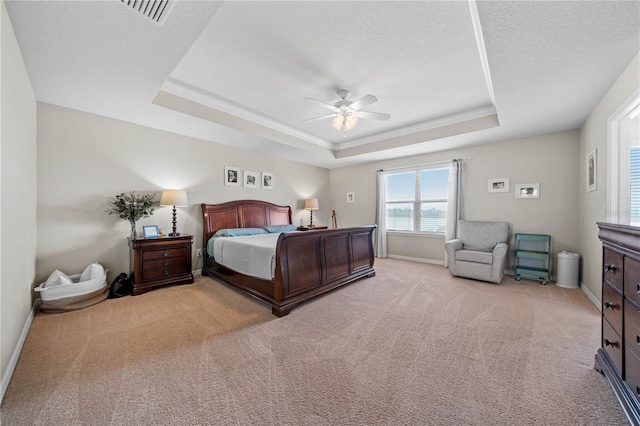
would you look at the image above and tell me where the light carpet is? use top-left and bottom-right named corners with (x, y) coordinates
top-left (1, 258), bottom-right (628, 425)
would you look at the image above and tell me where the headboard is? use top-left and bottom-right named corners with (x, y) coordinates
top-left (201, 200), bottom-right (292, 244)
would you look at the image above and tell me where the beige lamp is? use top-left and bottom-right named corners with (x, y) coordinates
top-left (304, 198), bottom-right (319, 228)
top-left (160, 189), bottom-right (188, 236)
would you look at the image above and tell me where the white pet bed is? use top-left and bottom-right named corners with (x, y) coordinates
top-left (35, 264), bottom-right (109, 313)
top-left (35, 272), bottom-right (107, 301)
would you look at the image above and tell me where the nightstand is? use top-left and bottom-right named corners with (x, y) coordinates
top-left (129, 234), bottom-right (194, 295)
top-left (297, 226), bottom-right (328, 231)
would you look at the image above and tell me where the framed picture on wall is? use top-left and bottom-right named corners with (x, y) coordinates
top-left (262, 172), bottom-right (274, 189)
top-left (515, 183), bottom-right (540, 199)
top-left (244, 170), bottom-right (259, 189)
top-left (586, 149), bottom-right (597, 192)
top-left (224, 166), bottom-right (240, 186)
top-left (488, 178), bottom-right (510, 193)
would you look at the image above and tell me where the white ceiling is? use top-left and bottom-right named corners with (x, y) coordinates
top-left (5, 0), bottom-right (640, 169)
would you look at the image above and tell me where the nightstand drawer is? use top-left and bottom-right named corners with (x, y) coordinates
top-left (142, 257), bottom-right (189, 280)
top-left (142, 247), bottom-right (188, 261)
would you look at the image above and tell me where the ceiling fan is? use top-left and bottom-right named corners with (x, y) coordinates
top-left (305, 89), bottom-right (391, 134)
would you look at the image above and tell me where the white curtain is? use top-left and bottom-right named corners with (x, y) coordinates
top-left (444, 159), bottom-right (463, 267)
top-left (375, 170), bottom-right (387, 258)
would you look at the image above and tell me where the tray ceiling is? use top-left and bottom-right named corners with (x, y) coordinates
top-left (5, 0), bottom-right (640, 168)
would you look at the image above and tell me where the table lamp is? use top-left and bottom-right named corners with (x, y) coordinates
top-left (304, 198), bottom-right (319, 228)
top-left (160, 189), bottom-right (188, 236)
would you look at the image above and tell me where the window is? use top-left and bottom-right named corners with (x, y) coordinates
top-left (608, 92), bottom-right (639, 226)
top-left (631, 146), bottom-right (640, 225)
top-left (385, 167), bottom-right (450, 233)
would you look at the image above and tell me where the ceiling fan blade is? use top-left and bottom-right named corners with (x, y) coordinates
top-left (307, 98), bottom-right (340, 112)
top-left (304, 113), bottom-right (337, 122)
top-left (349, 94), bottom-right (377, 111)
top-left (354, 111), bottom-right (391, 121)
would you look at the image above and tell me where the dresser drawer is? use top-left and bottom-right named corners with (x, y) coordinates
top-left (627, 343), bottom-right (640, 402)
top-left (603, 318), bottom-right (623, 376)
top-left (142, 247), bottom-right (188, 261)
top-left (625, 257), bottom-right (640, 307)
top-left (603, 282), bottom-right (623, 333)
top-left (604, 248), bottom-right (624, 292)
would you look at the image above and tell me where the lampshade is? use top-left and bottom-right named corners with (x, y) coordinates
top-left (160, 190), bottom-right (188, 207)
top-left (304, 198), bottom-right (319, 210)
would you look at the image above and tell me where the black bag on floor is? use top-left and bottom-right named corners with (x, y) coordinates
top-left (108, 273), bottom-right (133, 298)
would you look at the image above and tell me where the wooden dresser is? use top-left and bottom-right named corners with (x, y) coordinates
top-left (129, 234), bottom-right (194, 295)
top-left (596, 222), bottom-right (640, 424)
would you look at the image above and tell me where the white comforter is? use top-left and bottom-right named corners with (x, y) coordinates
top-left (212, 233), bottom-right (281, 280)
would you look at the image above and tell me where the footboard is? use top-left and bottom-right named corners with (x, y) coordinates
top-left (272, 225), bottom-right (376, 316)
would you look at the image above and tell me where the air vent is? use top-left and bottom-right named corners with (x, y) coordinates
top-left (120, 0), bottom-right (172, 25)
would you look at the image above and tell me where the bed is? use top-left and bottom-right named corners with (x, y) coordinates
top-left (201, 200), bottom-right (376, 316)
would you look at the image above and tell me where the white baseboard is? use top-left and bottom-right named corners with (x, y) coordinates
top-left (1, 299), bottom-right (39, 404)
top-left (387, 255), bottom-right (444, 266)
top-left (581, 281), bottom-right (601, 312)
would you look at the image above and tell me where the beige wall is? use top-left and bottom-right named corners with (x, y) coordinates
top-left (36, 103), bottom-right (330, 284)
top-left (579, 52), bottom-right (640, 303)
top-left (330, 130), bottom-right (581, 273)
top-left (1, 0), bottom-right (37, 395)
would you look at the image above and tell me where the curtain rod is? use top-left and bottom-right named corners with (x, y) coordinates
top-left (371, 156), bottom-right (471, 173)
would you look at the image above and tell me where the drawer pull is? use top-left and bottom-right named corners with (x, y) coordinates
top-left (163, 261), bottom-right (169, 266)
top-left (163, 270), bottom-right (169, 276)
top-left (604, 264), bottom-right (617, 272)
top-left (637, 334), bottom-right (640, 346)
top-left (637, 283), bottom-right (640, 294)
top-left (636, 385), bottom-right (640, 397)
top-left (163, 251), bottom-right (169, 257)
top-left (604, 338), bottom-right (618, 348)
top-left (603, 301), bottom-right (615, 310)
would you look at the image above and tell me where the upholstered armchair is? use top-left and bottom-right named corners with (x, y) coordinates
top-left (445, 220), bottom-right (510, 284)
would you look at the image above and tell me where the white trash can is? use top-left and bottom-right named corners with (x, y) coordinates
top-left (557, 251), bottom-right (580, 288)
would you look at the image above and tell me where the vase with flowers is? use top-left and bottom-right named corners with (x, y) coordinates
top-left (106, 191), bottom-right (157, 239)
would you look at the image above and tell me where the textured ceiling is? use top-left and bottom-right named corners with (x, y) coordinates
top-left (5, 0), bottom-right (640, 168)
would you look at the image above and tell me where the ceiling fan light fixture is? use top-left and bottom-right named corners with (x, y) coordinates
top-left (344, 115), bottom-right (358, 131)
top-left (332, 114), bottom-right (358, 131)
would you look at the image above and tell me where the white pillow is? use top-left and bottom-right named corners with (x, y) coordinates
top-left (45, 270), bottom-right (73, 287)
top-left (79, 262), bottom-right (105, 282)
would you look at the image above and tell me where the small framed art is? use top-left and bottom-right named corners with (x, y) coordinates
top-left (143, 225), bottom-right (159, 239)
top-left (488, 178), bottom-right (509, 193)
top-left (244, 170), bottom-right (259, 189)
top-left (262, 172), bottom-right (274, 189)
top-left (225, 166), bottom-right (240, 186)
top-left (515, 183), bottom-right (540, 199)
top-left (586, 149), bottom-right (597, 192)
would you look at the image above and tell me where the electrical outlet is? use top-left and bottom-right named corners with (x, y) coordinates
top-left (196, 248), bottom-right (203, 258)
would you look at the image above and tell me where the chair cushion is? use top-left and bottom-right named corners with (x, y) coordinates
top-left (458, 220), bottom-right (509, 251)
top-left (456, 249), bottom-right (493, 265)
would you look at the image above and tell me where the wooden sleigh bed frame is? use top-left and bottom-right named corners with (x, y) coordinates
top-left (201, 200), bottom-right (376, 316)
